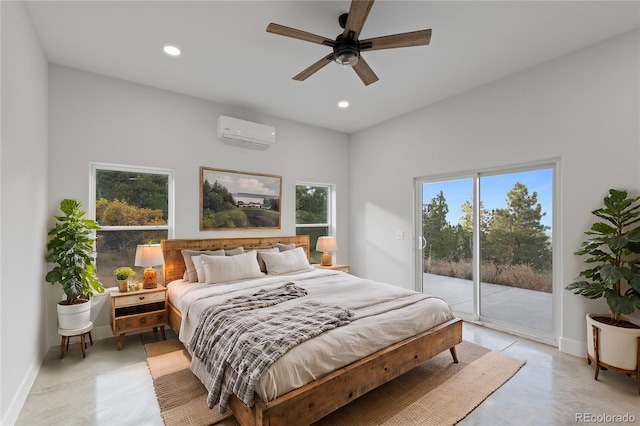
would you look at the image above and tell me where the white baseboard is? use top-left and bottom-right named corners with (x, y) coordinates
top-left (47, 323), bottom-right (153, 351)
top-left (1, 356), bottom-right (41, 426)
top-left (90, 324), bottom-right (117, 341)
top-left (558, 336), bottom-right (586, 358)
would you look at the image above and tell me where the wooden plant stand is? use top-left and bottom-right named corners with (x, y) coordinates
top-left (58, 322), bottom-right (93, 359)
top-left (588, 323), bottom-right (640, 394)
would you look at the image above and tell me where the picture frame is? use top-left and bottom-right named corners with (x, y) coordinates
top-left (200, 167), bottom-right (282, 230)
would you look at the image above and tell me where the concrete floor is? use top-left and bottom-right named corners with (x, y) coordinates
top-left (15, 323), bottom-right (639, 426)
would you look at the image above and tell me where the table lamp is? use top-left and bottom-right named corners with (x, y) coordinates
top-left (316, 236), bottom-right (337, 267)
top-left (135, 244), bottom-right (164, 289)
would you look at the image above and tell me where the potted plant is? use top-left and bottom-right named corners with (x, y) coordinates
top-left (114, 266), bottom-right (136, 292)
top-left (45, 199), bottom-right (104, 329)
top-left (566, 189), bottom-right (640, 392)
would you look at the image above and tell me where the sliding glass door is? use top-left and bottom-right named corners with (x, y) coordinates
top-left (419, 177), bottom-right (475, 317)
top-left (416, 164), bottom-right (554, 338)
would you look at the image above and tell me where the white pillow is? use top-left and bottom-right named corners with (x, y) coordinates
top-left (191, 255), bottom-right (208, 283)
top-left (202, 250), bottom-right (264, 284)
top-left (181, 249), bottom-right (225, 282)
top-left (260, 247), bottom-right (311, 275)
top-left (256, 247), bottom-right (279, 272)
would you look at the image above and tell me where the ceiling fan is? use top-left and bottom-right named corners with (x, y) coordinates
top-left (266, 0), bottom-right (431, 86)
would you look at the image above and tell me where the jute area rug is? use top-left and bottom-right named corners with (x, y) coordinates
top-left (146, 339), bottom-right (525, 426)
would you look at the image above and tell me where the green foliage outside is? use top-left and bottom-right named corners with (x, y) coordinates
top-left (96, 198), bottom-right (165, 226)
top-left (201, 180), bottom-right (280, 228)
top-left (96, 197), bottom-right (166, 255)
top-left (94, 192), bottom-right (168, 286)
top-left (94, 170), bottom-right (170, 287)
top-left (296, 186), bottom-right (330, 263)
top-left (96, 170), bottom-right (168, 220)
top-left (95, 169), bottom-right (169, 264)
top-left (296, 186), bottom-right (327, 224)
top-left (423, 182), bottom-right (552, 292)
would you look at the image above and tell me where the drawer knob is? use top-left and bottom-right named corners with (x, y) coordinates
top-left (139, 296), bottom-right (145, 300)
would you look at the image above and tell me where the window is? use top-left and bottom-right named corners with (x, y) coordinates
top-left (90, 163), bottom-right (174, 287)
top-left (295, 183), bottom-right (334, 264)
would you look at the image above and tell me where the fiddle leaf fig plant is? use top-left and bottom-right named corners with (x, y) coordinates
top-left (566, 189), bottom-right (640, 322)
top-left (45, 199), bottom-right (104, 303)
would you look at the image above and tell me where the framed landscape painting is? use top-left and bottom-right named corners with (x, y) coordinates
top-left (200, 167), bottom-right (282, 230)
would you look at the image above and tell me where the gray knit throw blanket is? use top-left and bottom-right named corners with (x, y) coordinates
top-left (189, 282), bottom-right (354, 413)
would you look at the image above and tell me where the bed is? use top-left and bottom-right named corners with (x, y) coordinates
top-left (161, 235), bottom-right (462, 426)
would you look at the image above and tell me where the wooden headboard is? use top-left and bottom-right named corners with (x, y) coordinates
top-left (161, 235), bottom-right (310, 284)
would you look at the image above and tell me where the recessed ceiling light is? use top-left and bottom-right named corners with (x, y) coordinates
top-left (338, 101), bottom-right (349, 108)
top-left (163, 45), bottom-right (181, 56)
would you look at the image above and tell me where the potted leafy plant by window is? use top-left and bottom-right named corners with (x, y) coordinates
top-left (566, 189), bottom-right (640, 393)
top-left (114, 267), bottom-right (136, 292)
top-left (46, 199), bottom-right (104, 329)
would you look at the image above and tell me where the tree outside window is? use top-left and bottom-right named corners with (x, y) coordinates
top-left (422, 170), bottom-right (552, 292)
top-left (91, 164), bottom-right (173, 287)
top-left (295, 184), bottom-right (333, 263)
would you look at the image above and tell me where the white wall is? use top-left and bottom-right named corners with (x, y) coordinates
top-left (349, 30), bottom-right (640, 357)
top-left (3, 6), bottom-right (637, 421)
top-left (0, 1), bottom-right (50, 424)
top-left (47, 65), bottom-right (350, 346)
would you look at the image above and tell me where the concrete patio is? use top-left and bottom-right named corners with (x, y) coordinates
top-left (423, 273), bottom-right (553, 334)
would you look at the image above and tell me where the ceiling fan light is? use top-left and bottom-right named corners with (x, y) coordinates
top-left (334, 50), bottom-right (359, 67)
top-left (333, 34), bottom-right (360, 67)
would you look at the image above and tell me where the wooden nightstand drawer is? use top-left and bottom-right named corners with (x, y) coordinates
top-left (114, 290), bottom-right (165, 308)
top-left (113, 310), bottom-right (167, 333)
top-left (110, 285), bottom-right (167, 350)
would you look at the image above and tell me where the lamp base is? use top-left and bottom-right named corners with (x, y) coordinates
top-left (320, 252), bottom-right (333, 267)
top-left (142, 268), bottom-right (157, 289)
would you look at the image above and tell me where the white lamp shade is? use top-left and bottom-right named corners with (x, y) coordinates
top-left (134, 244), bottom-right (164, 267)
top-left (316, 236), bottom-right (337, 253)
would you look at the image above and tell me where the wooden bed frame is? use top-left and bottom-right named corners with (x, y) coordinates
top-left (161, 236), bottom-right (463, 426)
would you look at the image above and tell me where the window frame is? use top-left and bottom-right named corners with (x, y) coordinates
top-left (89, 163), bottom-right (175, 286)
top-left (295, 182), bottom-right (336, 261)
top-left (89, 163), bottom-right (175, 235)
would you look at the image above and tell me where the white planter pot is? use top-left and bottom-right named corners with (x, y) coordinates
top-left (586, 313), bottom-right (640, 371)
top-left (57, 300), bottom-right (91, 330)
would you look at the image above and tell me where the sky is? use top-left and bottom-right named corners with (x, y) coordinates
top-left (422, 168), bottom-right (553, 231)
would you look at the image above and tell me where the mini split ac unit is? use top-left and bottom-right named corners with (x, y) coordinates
top-left (217, 116), bottom-right (276, 150)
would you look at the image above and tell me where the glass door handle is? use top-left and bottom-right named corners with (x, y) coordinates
top-left (419, 236), bottom-right (427, 249)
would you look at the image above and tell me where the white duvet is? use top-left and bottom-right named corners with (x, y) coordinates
top-left (167, 268), bottom-right (455, 402)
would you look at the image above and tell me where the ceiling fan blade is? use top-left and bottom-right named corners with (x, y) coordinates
top-left (267, 23), bottom-right (334, 46)
top-left (293, 54), bottom-right (334, 81)
top-left (360, 29), bottom-right (432, 51)
top-left (343, 0), bottom-right (374, 40)
top-left (352, 56), bottom-right (379, 86)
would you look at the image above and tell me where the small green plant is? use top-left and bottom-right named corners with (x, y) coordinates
top-left (566, 189), bottom-right (640, 322)
top-left (114, 266), bottom-right (136, 281)
top-left (46, 199), bottom-right (104, 303)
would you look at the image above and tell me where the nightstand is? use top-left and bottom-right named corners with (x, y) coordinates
top-left (312, 264), bottom-right (350, 273)
top-left (110, 285), bottom-right (167, 350)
